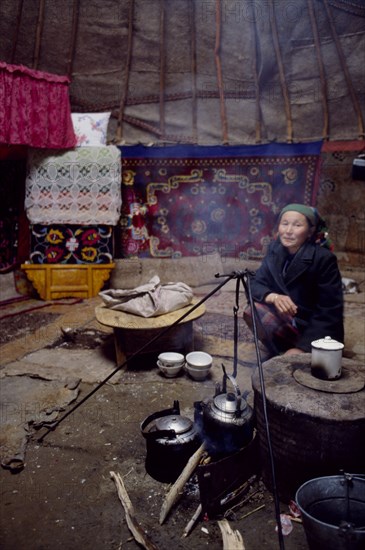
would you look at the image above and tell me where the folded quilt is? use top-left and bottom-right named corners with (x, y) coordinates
top-left (99, 275), bottom-right (193, 317)
top-left (25, 146), bottom-right (121, 225)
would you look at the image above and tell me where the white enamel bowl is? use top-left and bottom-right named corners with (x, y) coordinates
top-left (158, 352), bottom-right (185, 367)
top-left (157, 360), bottom-right (184, 378)
top-left (185, 351), bottom-right (212, 369)
top-left (185, 363), bottom-right (211, 381)
top-left (157, 352), bottom-right (185, 378)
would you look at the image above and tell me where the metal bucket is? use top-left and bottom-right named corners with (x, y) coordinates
top-left (296, 474), bottom-right (365, 550)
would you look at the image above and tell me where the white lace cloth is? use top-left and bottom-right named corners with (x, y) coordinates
top-left (25, 146), bottom-right (122, 225)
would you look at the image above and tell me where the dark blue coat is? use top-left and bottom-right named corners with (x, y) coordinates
top-left (249, 238), bottom-right (344, 352)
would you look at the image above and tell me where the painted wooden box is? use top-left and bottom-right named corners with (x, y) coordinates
top-left (21, 263), bottom-right (115, 300)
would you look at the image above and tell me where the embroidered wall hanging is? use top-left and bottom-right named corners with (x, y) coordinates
top-left (29, 225), bottom-right (113, 264)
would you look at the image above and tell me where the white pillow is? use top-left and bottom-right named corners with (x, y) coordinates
top-left (71, 112), bottom-right (111, 146)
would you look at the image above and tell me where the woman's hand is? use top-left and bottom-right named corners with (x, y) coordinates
top-left (265, 292), bottom-right (298, 316)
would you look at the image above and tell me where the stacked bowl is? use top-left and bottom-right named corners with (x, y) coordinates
top-left (185, 351), bottom-right (213, 381)
top-left (157, 352), bottom-right (185, 378)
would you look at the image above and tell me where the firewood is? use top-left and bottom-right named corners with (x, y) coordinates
top-left (110, 471), bottom-right (159, 550)
top-left (182, 503), bottom-right (202, 538)
top-left (218, 519), bottom-right (245, 550)
top-left (159, 442), bottom-right (206, 525)
top-left (240, 504), bottom-right (265, 519)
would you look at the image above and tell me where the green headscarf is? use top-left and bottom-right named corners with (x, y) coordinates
top-left (279, 203), bottom-right (333, 249)
top-left (279, 203), bottom-right (317, 226)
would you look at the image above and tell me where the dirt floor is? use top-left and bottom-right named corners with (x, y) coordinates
top-left (1, 277), bottom-right (364, 550)
top-left (0, 381), bottom-right (309, 550)
top-left (0, 376), bottom-right (308, 550)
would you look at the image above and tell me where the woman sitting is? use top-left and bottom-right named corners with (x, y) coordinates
top-left (244, 203), bottom-right (344, 357)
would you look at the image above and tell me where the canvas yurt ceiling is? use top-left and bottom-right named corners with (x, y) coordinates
top-left (0, 0), bottom-right (364, 145)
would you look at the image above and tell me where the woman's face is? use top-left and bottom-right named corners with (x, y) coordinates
top-left (278, 211), bottom-right (313, 254)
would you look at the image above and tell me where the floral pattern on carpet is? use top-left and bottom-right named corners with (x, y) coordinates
top-left (118, 142), bottom-right (322, 259)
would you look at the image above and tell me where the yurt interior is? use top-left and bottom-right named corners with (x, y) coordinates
top-left (0, 2), bottom-right (364, 549)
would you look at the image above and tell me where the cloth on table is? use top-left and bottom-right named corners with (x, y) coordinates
top-left (25, 146), bottom-right (121, 225)
top-left (99, 275), bottom-right (193, 317)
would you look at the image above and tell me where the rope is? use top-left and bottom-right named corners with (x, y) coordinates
top-left (33, 269), bottom-right (286, 548)
top-left (328, 0), bottom-right (365, 17)
top-left (121, 114), bottom-right (196, 144)
top-left (37, 273), bottom-right (233, 442)
top-left (73, 88), bottom-right (256, 114)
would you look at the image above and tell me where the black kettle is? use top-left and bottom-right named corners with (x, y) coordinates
top-left (194, 367), bottom-right (254, 457)
top-left (141, 400), bottom-right (201, 482)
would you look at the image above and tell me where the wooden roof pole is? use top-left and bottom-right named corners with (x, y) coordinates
top-left (307, 0), bottom-right (329, 141)
top-left (268, 0), bottom-right (293, 143)
top-left (33, 0), bottom-right (46, 70)
top-left (159, 0), bottom-right (166, 139)
top-left (323, 0), bottom-right (364, 140)
top-left (10, 0), bottom-right (24, 64)
top-left (250, 1), bottom-right (262, 143)
top-left (214, 0), bottom-right (229, 144)
top-left (117, 0), bottom-right (134, 142)
top-left (190, 0), bottom-right (198, 144)
top-left (67, 0), bottom-right (80, 78)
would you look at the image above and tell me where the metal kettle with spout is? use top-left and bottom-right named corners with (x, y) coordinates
top-left (141, 400), bottom-right (201, 482)
top-left (194, 367), bottom-right (255, 456)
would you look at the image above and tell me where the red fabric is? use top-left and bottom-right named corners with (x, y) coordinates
top-left (321, 140), bottom-right (365, 152)
top-left (0, 62), bottom-right (77, 149)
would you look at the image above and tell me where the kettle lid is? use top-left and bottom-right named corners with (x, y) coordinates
top-left (311, 336), bottom-right (344, 350)
top-left (155, 415), bottom-right (192, 434)
top-left (213, 392), bottom-right (246, 413)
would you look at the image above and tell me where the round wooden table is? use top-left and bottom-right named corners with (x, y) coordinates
top-left (95, 298), bottom-right (206, 367)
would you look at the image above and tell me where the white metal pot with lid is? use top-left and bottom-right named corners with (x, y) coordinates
top-left (311, 336), bottom-right (344, 380)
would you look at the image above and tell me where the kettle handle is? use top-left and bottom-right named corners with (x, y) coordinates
top-left (222, 364), bottom-right (242, 413)
top-left (140, 400), bottom-right (180, 440)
